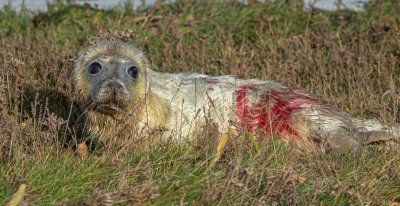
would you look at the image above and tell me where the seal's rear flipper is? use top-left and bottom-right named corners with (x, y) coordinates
top-left (359, 131), bottom-right (400, 149)
top-left (325, 128), bottom-right (400, 154)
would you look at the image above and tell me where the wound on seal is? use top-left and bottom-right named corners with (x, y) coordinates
top-left (235, 86), bottom-right (313, 138)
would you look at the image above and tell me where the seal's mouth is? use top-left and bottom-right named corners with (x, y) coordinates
top-left (94, 102), bottom-right (128, 114)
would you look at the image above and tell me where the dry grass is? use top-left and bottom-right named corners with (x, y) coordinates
top-left (0, 0), bottom-right (400, 205)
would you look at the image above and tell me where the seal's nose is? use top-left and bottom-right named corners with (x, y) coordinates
top-left (108, 81), bottom-right (122, 95)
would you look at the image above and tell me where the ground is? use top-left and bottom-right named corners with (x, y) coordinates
top-left (0, 0), bottom-right (400, 205)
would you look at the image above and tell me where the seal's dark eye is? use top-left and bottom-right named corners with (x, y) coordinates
top-left (88, 62), bottom-right (102, 74)
top-left (128, 66), bottom-right (139, 79)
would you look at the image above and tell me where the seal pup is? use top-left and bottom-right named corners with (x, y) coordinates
top-left (74, 39), bottom-right (399, 153)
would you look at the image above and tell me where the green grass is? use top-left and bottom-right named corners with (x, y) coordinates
top-left (0, 0), bottom-right (400, 205)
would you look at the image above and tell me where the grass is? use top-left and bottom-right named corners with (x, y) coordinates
top-left (0, 0), bottom-right (400, 205)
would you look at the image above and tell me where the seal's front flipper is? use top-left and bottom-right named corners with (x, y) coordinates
top-left (328, 131), bottom-right (360, 154)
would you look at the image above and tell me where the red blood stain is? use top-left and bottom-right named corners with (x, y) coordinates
top-left (203, 78), bottom-right (218, 84)
top-left (235, 86), bottom-right (313, 138)
top-left (202, 77), bottom-right (218, 90)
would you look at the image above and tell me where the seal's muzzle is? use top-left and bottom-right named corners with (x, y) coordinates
top-left (91, 78), bottom-right (133, 113)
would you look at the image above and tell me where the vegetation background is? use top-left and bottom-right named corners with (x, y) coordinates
top-left (0, 0), bottom-right (399, 205)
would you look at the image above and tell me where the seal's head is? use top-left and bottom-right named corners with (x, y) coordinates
top-left (74, 40), bottom-right (150, 114)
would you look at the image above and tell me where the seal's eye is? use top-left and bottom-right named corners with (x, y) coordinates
top-left (88, 62), bottom-right (102, 74)
top-left (128, 66), bottom-right (139, 79)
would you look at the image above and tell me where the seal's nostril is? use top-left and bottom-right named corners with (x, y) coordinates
top-left (108, 81), bottom-right (122, 95)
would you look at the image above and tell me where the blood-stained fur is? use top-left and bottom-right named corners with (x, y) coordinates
top-left (74, 40), bottom-right (400, 152)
